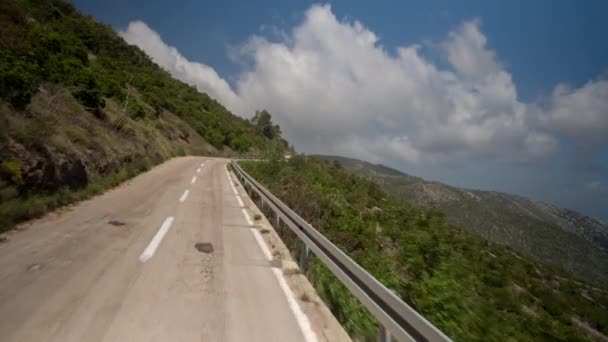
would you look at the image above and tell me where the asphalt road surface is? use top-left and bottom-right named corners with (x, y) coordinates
top-left (0, 157), bottom-right (328, 342)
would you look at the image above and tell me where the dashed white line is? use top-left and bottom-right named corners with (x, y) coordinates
top-left (197, 168), bottom-right (201, 173)
top-left (179, 189), bottom-right (190, 203)
top-left (191, 176), bottom-right (196, 184)
top-left (139, 217), bottom-right (174, 262)
top-left (200, 162), bottom-right (206, 167)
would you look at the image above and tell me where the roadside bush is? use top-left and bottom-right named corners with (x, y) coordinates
top-left (240, 157), bottom-right (608, 341)
top-left (126, 100), bottom-right (145, 119)
top-left (1, 160), bottom-right (23, 185)
top-left (0, 54), bottom-right (38, 109)
top-left (204, 128), bottom-right (224, 149)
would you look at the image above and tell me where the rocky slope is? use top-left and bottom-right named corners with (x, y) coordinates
top-left (318, 155), bottom-right (608, 287)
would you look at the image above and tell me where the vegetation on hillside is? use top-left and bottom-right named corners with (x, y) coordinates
top-left (241, 156), bottom-right (608, 341)
top-left (0, 0), bottom-right (289, 232)
top-left (317, 155), bottom-right (608, 287)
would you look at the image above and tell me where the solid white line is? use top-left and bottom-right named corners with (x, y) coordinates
top-left (225, 168), bottom-right (232, 182)
top-left (252, 228), bottom-right (273, 260)
top-left (241, 208), bottom-right (254, 226)
top-left (139, 217), bottom-right (174, 262)
top-left (236, 195), bottom-right (245, 207)
top-left (225, 168), bottom-right (239, 195)
top-left (249, 218), bottom-right (318, 342)
top-left (179, 189), bottom-right (190, 203)
top-left (271, 268), bottom-right (318, 342)
top-left (191, 176), bottom-right (196, 184)
top-left (228, 175), bottom-right (238, 193)
top-left (231, 162), bottom-right (316, 341)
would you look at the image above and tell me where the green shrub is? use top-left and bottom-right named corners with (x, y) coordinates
top-left (0, 53), bottom-right (38, 109)
top-left (240, 157), bottom-right (608, 341)
top-left (1, 160), bottom-right (23, 185)
top-left (126, 100), bottom-right (145, 119)
top-left (204, 128), bottom-right (225, 149)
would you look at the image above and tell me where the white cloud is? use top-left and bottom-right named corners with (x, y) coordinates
top-left (585, 181), bottom-right (603, 192)
top-left (118, 5), bottom-right (607, 167)
top-left (118, 21), bottom-right (243, 112)
top-left (542, 80), bottom-right (608, 144)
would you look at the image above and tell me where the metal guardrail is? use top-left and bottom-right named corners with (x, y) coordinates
top-left (230, 161), bottom-right (452, 342)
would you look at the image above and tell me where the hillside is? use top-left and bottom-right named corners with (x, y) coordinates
top-left (317, 155), bottom-right (608, 287)
top-left (241, 156), bottom-right (608, 341)
top-left (0, 0), bottom-right (288, 232)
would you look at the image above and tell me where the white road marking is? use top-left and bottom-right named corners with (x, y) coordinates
top-left (197, 168), bottom-right (201, 173)
top-left (200, 162), bottom-right (206, 167)
top-left (191, 176), bottom-right (196, 184)
top-left (236, 195), bottom-right (245, 208)
top-left (241, 208), bottom-right (254, 226)
top-left (252, 228), bottom-right (272, 260)
top-left (226, 170), bottom-right (239, 195)
top-left (179, 190), bottom-right (190, 203)
top-left (248, 214), bottom-right (318, 342)
top-left (271, 268), bottom-right (318, 342)
top-left (231, 167), bottom-right (316, 342)
top-left (139, 217), bottom-right (174, 262)
top-left (225, 168), bottom-right (232, 181)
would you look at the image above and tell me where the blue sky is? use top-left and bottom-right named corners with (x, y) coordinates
top-left (74, 0), bottom-right (608, 220)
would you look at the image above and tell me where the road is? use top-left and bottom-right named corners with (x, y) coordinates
top-left (0, 157), bottom-right (339, 341)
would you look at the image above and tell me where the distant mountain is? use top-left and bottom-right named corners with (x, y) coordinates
top-left (317, 155), bottom-right (608, 286)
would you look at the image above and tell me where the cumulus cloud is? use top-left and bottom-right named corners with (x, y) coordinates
top-left (119, 21), bottom-right (243, 112)
top-left (118, 5), bottom-right (607, 166)
top-left (542, 80), bottom-right (608, 144)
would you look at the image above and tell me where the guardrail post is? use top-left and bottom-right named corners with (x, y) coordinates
top-left (378, 325), bottom-right (391, 342)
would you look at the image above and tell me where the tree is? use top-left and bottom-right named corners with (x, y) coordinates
top-left (250, 110), bottom-right (282, 140)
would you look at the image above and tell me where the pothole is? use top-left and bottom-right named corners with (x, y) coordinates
top-left (27, 263), bottom-right (42, 271)
top-left (195, 242), bottom-right (214, 254)
top-left (108, 220), bottom-right (126, 226)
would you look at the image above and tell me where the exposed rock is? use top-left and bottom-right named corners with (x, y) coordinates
top-left (6, 139), bottom-right (88, 191)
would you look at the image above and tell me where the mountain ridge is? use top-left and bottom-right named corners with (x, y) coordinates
top-left (317, 155), bottom-right (608, 286)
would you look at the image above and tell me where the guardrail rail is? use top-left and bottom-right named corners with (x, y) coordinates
top-left (230, 160), bottom-right (452, 342)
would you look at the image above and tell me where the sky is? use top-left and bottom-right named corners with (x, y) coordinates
top-left (73, 0), bottom-right (608, 220)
